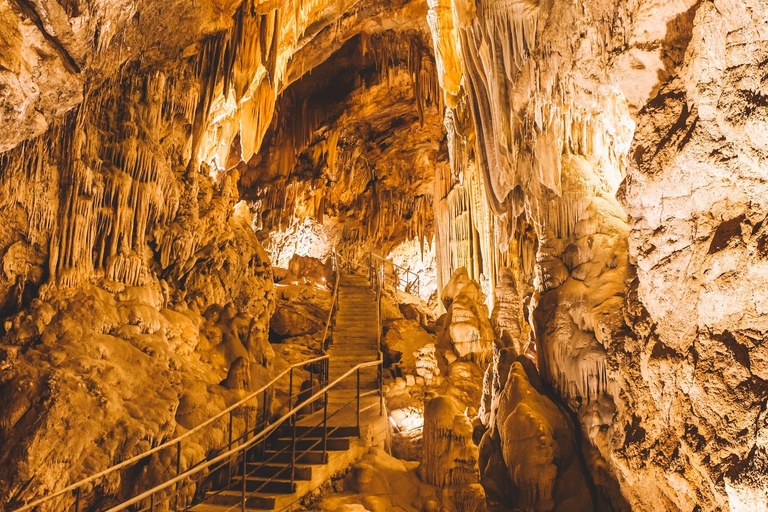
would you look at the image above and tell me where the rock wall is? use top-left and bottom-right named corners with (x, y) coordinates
top-left (3, 0), bottom-right (768, 510)
top-left (1, 0), bottom-right (292, 507)
top-left (427, 0), bottom-right (768, 511)
top-left (616, 2), bottom-right (768, 509)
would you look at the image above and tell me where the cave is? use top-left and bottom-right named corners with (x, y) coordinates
top-left (0, 0), bottom-right (765, 511)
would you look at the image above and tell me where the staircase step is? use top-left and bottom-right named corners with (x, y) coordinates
top-left (329, 339), bottom-right (378, 346)
top-left (328, 360), bottom-right (379, 367)
top-left (326, 396), bottom-right (378, 406)
top-left (200, 490), bottom-right (276, 509)
top-left (328, 369), bottom-right (377, 375)
top-left (327, 355), bottom-right (378, 361)
top-left (270, 437), bottom-right (351, 451)
top-left (328, 368), bottom-right (378, 376)
top-left (328, 346), bottom-right (378, 351)
top-left (254, 450), bottom-right (329, 464)
top-left (327, 366), bottom-right (378, 373)
top-left (248, 463), bottom-right (313, 481)
top-left (333, 330), bottom-right (377, 336)
top-left (328, 356), bottom-right (379, 361)
top-left (326, 372), bottom-right (378, 380)
top-left (231, 476), bottom-right (296, 494)
top-left (334, 317), bottom-right (378, 323)
top-left (278, 425), bottom-right (360, 438)
top-left (327, 347), bottom-right (378, 355)
top-left (328, 372), bottom-right (378, 379)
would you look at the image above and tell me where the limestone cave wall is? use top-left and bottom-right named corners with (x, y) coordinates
top-left (427, 0), bottom-right (768, 510)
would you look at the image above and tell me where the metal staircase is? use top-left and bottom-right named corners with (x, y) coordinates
top-left (328, 273), bottom-right (380, 390)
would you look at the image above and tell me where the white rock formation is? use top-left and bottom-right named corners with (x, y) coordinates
top-left (437, 268), bottom-right (494, 367)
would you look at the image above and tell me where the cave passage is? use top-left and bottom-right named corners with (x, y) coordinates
top-left (1, 1), bottom-right (766, 512)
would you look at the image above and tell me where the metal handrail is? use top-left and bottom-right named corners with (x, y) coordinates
top-left (369, 253), bottom-right (418, 283)
top-left (242, 386), bottom-right (379, 496)
top-left (322, 249), bottom-right (342, 351)
top-left (103, 359), bottom-right (383, 512)
top-left (358, 251), bottom-right (421, 297)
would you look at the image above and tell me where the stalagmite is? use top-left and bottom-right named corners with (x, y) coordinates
top-left (437, 268), bottom-right (494, 367)
top-left (420, 395), bottom-right (480, 487)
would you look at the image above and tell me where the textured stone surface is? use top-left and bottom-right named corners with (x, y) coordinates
top-left (427, 0), bottom-right (768, 510)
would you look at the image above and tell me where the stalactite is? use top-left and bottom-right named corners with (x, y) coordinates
top-left (0, 0), bottom-right (310, 291)
top-left (0, 112), bottom-right (74, 245)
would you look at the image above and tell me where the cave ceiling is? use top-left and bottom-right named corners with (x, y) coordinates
top-left (240, 30), bottom-right (445, 256)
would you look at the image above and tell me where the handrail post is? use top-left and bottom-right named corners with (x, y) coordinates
top-left (379, 361), bottom-right (383, 415)
top-left (309, 363), bottom-right (314, 409)
top-left (228, 409), bottom-right (234, 484)
top-left (262, 388), bottom-right (268, 430)
top-left (322, 389), bottom-right (328, 459)
top-left (175, 440), bottom-right (181, 510)
top-left (242, 414), bottom-right (248, 512)
top-left (291, 411), bottom-right (297, 486)
top-left (261, 388), bottom-right (268, 458)
top-left (288, 367), bottom-right (294, 411)
top-left (356, 367), bottom-right (361, 436)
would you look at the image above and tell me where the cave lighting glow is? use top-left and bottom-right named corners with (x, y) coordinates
top-left (264, 217), bottom-right (333, 269)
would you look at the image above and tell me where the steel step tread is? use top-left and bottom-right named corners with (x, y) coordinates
top-left (199, 490), bottom-right (276, 510)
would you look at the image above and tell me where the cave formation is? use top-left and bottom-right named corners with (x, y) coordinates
top-left (0, 0), bottom-right (767, 511)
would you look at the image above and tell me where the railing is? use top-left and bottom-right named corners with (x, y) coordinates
top-left (10, 273), bottom-right (345, 512)
top-left (369, 253), bottom-right (420, 298)
top-left (322, 250), bottom-right (342, 351)
top-left (8, 354), bottom-right (329, 512)
top-left (105, 360), bottom-right (383, 512)
top-left (334, 251), bottom-right (420, 298)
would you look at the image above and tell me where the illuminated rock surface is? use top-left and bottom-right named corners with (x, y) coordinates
top-left (1, 0), bottom-right (767, 511)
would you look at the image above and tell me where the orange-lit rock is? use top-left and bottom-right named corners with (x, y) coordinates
top-left (3, 0), bottom-right (768, 511)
